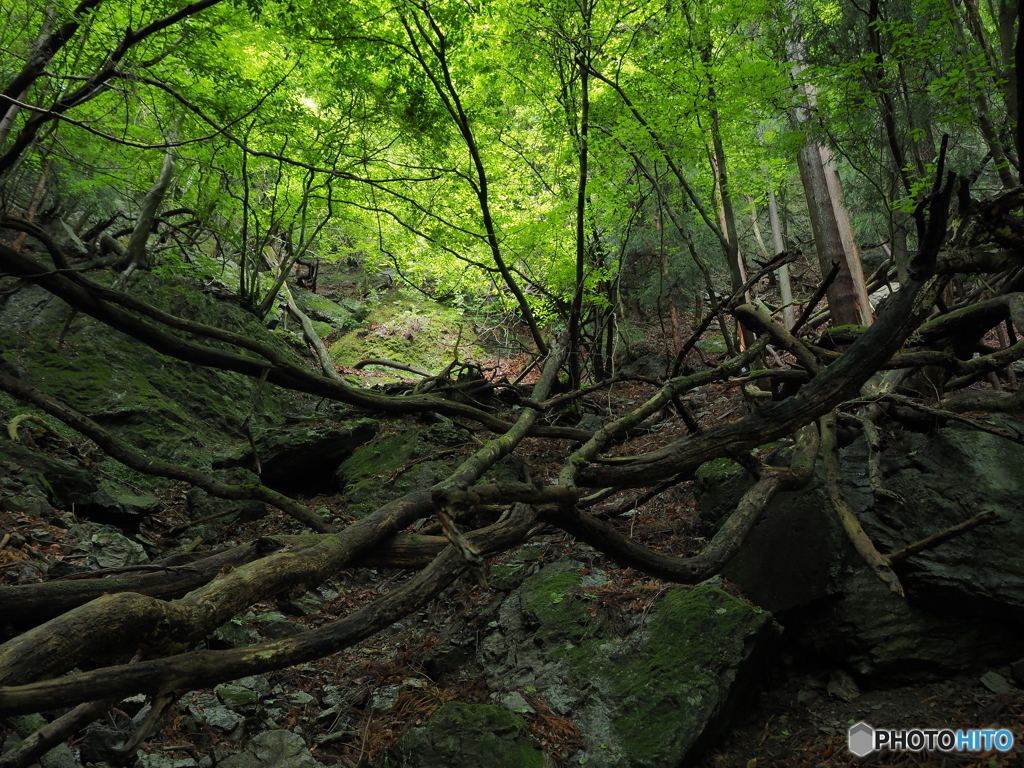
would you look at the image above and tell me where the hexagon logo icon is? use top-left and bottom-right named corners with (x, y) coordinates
top-left (848, 721), bottom-right (875, 756)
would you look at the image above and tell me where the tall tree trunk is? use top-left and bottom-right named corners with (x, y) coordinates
top-left (795, 142), bottom-right (872, 326)
top-left (0, 5), bottom-right (58, 152)
top-left (568, 52), bottom-right (590, 389)
top-left (820, 146), bottom-right (872, 317)
top-left (946, 0), bottom-right (1019, 185)
top-left (962, 0), bottom-right (1018, 154)
top-left (709, 111), bottom-right (744, 297)
top-left (766, 179), bottom-right (797, 329)
top-left (11, 160), bottom-right (50, 251)
top-left (655, 204), bottom-right (683, 353)
top-left (123, 148), bottom-right (176, 271)
top-left (787, 1), bottom-right (873, 326)
top-left (997, 0), bottom-right (1020, 160)
top-left (708, 84), bottom-right (753, 350)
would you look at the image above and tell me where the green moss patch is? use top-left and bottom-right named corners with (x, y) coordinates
top-left (520, 563), bottom-right (592, 646)
top-left (1, 274), bottom-right (309, 467)
top-left (515, 567), bottom-right (779, 768)
top-left (387, 702), bottom-right (542, 768)
top-left (329, 289), bottom-right (486, 378)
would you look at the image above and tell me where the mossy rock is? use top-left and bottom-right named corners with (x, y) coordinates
top-left (387, 702), bottom-right (543, 768)
top-left (693, 458), bottom-right (747, 533)
top-left (215, 683), bottom-right (259, 709)
top-left (329, 289), bottom-right (486, 378)
top-left (494, 564), bottom-right (781, 768)
top-left (292, 288), bottom-right (360, 331)
top-left (520, 561), bottom-right (593, 647)
top-left (0, 275), bottom-right (310, 468)
top-left (185, 467), bottom-right (266, 528)
top-left (576, 585), bottom-right (779, 767)
top-left (216, 418), bottom-right (379, 493)
top-left (335, 422), bottom-right (520, 517)
top-left (696, 334), bottom-right (728, 354)
top-left (0, 439), bottom-right (97, 511)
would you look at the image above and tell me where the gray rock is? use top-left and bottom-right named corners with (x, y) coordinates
top-left (185, 467), bottom-right (266, 526)
top-left (259, 618), bottom-right (309, 640)
top-left (489, 562), bottom-right (529, 592)
top-left (369, 685), bottom-right (401, 713)
top-left (91, 479), bottom-right (161, 523)
top-left (619, 353), bottom-right (672, 379)
top-left (827, 669), bottom-right (860, 702)
top-left (204, 705), bottom-right (246, 736)
top-left (218, 730), bottom-right (321, 768)
top-left (335, 423), bottom-right (521, 518)
top-left (137, 753), bottom-right (199, 768)
top-left (287, 690), bottom-right (316, 708)
top-left (236, 675), bottom-right (273, 695)
top-left (1, 492), bottom-right (52, 517)
top-left (493, 691), bottom-right (535, 714)
top-left (797, 689), bottom-right (822, 705)
top-left (0, 440), bottom-right (97, 512)
top-left (575, 413), bottom-right (605, 432)
top-left (695, 426), bottom-right (1024, 679)
top-left (67, 522), bottom-right (149, 568)
top-left (210, 618), bottom-right (256, 649)
top-left (980, 671), bottom-right (1014, 694)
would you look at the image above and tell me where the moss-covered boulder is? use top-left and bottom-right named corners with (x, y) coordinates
top-left (185, 467), bottom-right (266, 533)
top-left (329, 289), bottom-right (485, 378)
top-left (695, 424), bottom-right (1024, 679)
top-left (0, 439), bottom-right (97, 511)
top-left (0, 274), bottom-right (308, 468)
top-left (693, 458), bottom-right (746, 535)
top-left (292, 288), bottom-right (364, 331)
top-left (335, 421), bottom-right (520, 518)
top-left (386, 703), bottom-right (543, 768)
top-left (215, 418), bottom-right (379, 493)
top-left (478, 563), bottom-right (781, 768)
top-left (0, 440), bottom-right (158, 528)
top-left (568, 585), bottom-right (780, 767)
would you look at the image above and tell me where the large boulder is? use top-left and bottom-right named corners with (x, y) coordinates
top-left (292, 288), bottom-right (364, 331)
top-left (215, 419), bottom-right (378, 494)
top-left (695, 421), bottom-right (1024, 679)
top-left (335, 421), bottom-right (521, 517)
top-left (328, 288), bottom-right (486, 377)
top-left (473, 562), bottom-right (781, 768)
top-left (0, 440), bottom-right (159, 528)
top-left (0, 274), bottom-right (308, 467)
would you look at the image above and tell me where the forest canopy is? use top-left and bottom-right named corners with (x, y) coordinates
top-left (1, 0), bottom-right (1024, 764)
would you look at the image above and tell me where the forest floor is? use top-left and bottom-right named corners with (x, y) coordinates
top-left (2, 283), bottom-right (1023, 767)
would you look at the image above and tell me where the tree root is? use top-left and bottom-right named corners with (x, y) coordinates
top-left (820, 410), bottom-right (904, 597)
top-left (539, 423), bottom-right (820, 582)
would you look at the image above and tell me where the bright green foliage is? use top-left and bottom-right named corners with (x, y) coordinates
top-left (0, 0), bottom-right (1013, 355)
